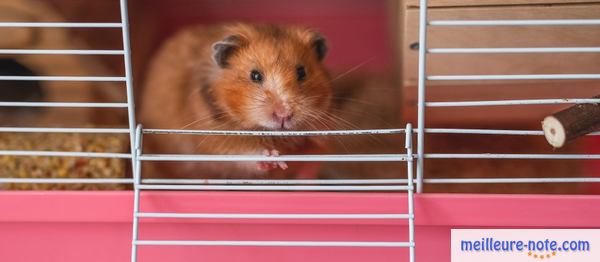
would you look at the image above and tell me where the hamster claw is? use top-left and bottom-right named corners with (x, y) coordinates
top-left (257, 149), bottom-right (288, 171)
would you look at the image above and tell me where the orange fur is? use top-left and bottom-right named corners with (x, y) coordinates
top-left (139, 23), bottom-right (333, 178)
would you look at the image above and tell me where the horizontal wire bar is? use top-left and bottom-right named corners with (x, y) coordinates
top-left (137, 185), bottom-right (411, 191)
top-left (0, 127), bottom-right (130, 133)
top-left (143, 128), bottom-right (600, 137)
top-left (0, 178), bottom-right (133, 184)
top-left (429, 19), bottom-right (600, 26)
top-left (134, 240), bottom-right (413, 247)
top-left (139, 154), bottom-right (409, 162)
top-left (426, 99), bottom-right (600, 107)
top-left (423, 178), bottom-right (600, 184)
top-left (136, 212), bottom-right (412, 219)
top-left (425, 128), bottom-right (542, 135)
top-left (0, 150), bottom-right (130, 158)
top-left (424, 128), bottom-right (600, 136)
top-left (0, 22), bottom-right (122, 28)
top-left (6, 178), bottom-right (599, 185)
top-left (425, 153), bottom-right (600, 159)
top-left (427, 74), bottom-right (600, 80)
top-left (143, 128), bottom-right (406, 136)
top-left (141, 179), bottom-right (409, 185)
top-left (0, 76), bottom-right (126, 81)
top-left (428, 47), bottom-right (600, 53)
top-left (144, 127), bottom-right (599, 137)
top-left (0, 49), bottom-right (125, 55)
top-left (0, 102), bottom-right (128, 108)
top-left (4, 177), bottom-right (600, 185)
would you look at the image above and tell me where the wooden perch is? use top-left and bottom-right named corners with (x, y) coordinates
top-left (542, 96), bottom-right (600, 148)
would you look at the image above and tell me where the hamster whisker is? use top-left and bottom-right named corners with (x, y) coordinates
top-left (321, 111), bottom-right (362, 130)
top-left (304, 110), bottom-right (333, 130)
top-left (193, 120), bottom-right (232, 150)
top-left (330, 108), bottom-right (395, 128)
top-left (300, 115), bottom-right (350, 153)
top-left (321, 110), bottom-right (386, 147)
top-left (236, 92), bottom-right (267, 103)
top-left (179, 112), bottom-right (227, 130)
top-left (330, 57), bottom-right (376, 83)
top-left (331, 96), bottom-right (377, 106)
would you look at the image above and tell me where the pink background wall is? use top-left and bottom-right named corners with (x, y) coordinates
top-left (133, 0), bottom-right (397, 74)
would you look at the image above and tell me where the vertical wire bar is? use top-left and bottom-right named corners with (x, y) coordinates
top-left (130, 125), bottom-right (143, 262)
top-left (406, 124), bottom-right (415, 262)
top-left (416, 0), bottom-right (428, 193)
top-left (119, 0), bottom-right (137, 162)
top-left (120, 0), bottom-right (139, 260)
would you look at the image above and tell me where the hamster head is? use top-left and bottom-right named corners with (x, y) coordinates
top-left (210, 24), bottom-right (332, 130)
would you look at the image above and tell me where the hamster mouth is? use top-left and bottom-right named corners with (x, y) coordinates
top-left (258, 120), bottom-right (294, 131)
top-left (270, 122), bottom-right (291, 131)
top-left (279, 119), bottom-right (287, 130)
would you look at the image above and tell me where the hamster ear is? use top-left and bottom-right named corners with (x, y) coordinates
top-left (212, 35), bottom-right (242, 68)
top-left (312, 34), bottom-right (328, 61)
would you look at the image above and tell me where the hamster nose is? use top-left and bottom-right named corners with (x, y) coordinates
top-left (272, 111), bottom-right (293, 127)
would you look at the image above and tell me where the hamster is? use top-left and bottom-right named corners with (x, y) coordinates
top-left (139, 23), bottom-right (333, 179)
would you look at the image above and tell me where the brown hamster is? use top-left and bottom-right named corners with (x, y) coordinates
top-left (139, 23), bottom-right (333, 179)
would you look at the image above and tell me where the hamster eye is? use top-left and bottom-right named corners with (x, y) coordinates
top-left (296, 66), bottom-right (306, 82)
top-left (250, 70), bottom-right (263, 83)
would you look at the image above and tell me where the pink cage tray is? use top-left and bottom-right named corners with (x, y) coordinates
top-left (1, 192), bottom-right (599, 262)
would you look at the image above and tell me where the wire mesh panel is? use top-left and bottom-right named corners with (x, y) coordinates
top-left (0, 0), bottom-right (137, 185)
top-left (130, 124), bottom-right (416, 262)
top-left (415, 0), bottom-right (600, 192)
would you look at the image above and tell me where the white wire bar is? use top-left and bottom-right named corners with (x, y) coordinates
top-left (7, 177), bottom-right (599, 185)
top-left (144, 128), bottom-right (406, 136)
top-left (416, 0), bottom-right (429, 194)
top-left (0, 127), bottom-right (130, 134)
top-left (0, 49), bottom-right (125, 55)
top-left (121, 9), bottom-right (139, 260)
top-left (120, 1), bottom-right (138, 161)
top-left (0, 102), bottom-right (128, 108)
top-left (428, 47), bottom-right (600, 53)
top-left (130, 126), bottom-right (143, 262)
top-left (0, 22), bottom-right (122, 28)
top-left (427, 74), bottom-right (600, 80)
top-left (7, 178), bottom-right (589, 185)
top-left (405, 124), bottom-right (416, 262)
top-left (136, 213), bottom-right (412, 219)
top-left (141, 178), bottom-right (408, 185)
top-left (0, 178), bottom-right (133, 184)
top-left (0, 150), bottom-right (131, 158)
top-left (139, 154), bottom-right (409, 162)
top-left (137, 184), bottom-right (412, 191)
top-left (0, 76), bottom-right (126, 81)
top-left (134, 240), bottom-right (413, 247)
top-left (425, 128), bottom-right (541, 135)
top-left (425, 153), bottom-right (600, 159)
top-left (426, 99), bottom-right (600, 107)
top-left (428, 19), bottom-right (600, 26)
top-left (424, 178), bottom-right (600, 184)
top-left (424, 128), bottom-right (600, 136)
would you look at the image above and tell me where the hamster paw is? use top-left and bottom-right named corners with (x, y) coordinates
top-left (257, 149), bottom-right (288, 171)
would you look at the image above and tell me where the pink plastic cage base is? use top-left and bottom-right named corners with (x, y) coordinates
top-left (1, 191), bottom-right (599, 262)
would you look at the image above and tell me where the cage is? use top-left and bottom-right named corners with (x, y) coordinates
top-left (0, 0), bottom-right (600, 262)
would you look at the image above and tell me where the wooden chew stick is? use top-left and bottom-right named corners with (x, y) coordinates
top-left (542, 96), bottom-right (600, 148)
